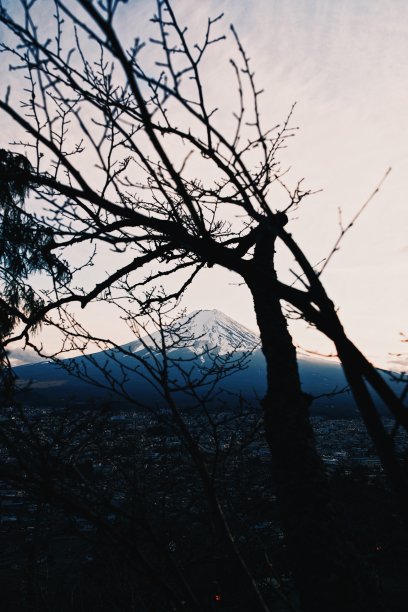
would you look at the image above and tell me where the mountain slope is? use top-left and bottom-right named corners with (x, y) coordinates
top-left (11, 309), bottom-right (395, 416)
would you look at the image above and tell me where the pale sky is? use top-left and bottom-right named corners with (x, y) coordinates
top-left (1, 0), bottom-right (407, 369)
top-left (176, 0), bottom-right (408, 369)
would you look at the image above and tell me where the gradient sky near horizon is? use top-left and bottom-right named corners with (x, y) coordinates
top-left (1, 0), bottom-right (407, 370)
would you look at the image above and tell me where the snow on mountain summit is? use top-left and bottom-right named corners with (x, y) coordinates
top-left (123, 309), bottom-right (260, 356)
top-left (186, 309), bottom-right (259, 354)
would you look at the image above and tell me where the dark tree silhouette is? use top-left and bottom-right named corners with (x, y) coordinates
top-left (0, 1), bottom-right (406, 610)
top-left (0, 307), bottom-right (289, 611)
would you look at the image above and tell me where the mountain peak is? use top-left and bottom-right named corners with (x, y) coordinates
top-left (185, 309), bottom-right (259, 354)
top-left (124, 309), bottom-right (260, 356)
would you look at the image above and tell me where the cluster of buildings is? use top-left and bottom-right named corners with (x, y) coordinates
top-left (0, 402), bottom-right (405, 607)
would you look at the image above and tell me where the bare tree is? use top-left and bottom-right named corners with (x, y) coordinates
top-left (0, 1), bottom-right (406, 610)
top-left (0, 306), bottom-right (292, 611)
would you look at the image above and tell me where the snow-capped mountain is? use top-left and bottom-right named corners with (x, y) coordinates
top-left (11, 308), bottom-right (397, 416)
top-left (122, 309), bottom-right (260, 356)
top-left (186, 309), bottom-right (260, 354)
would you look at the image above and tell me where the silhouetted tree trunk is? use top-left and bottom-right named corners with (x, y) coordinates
top-left (245, 227), bottom-right (387, 612)
top-left (330, 337), bottom-right (408, 520)
top-left (279, 228), bottom-right (408, 521)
